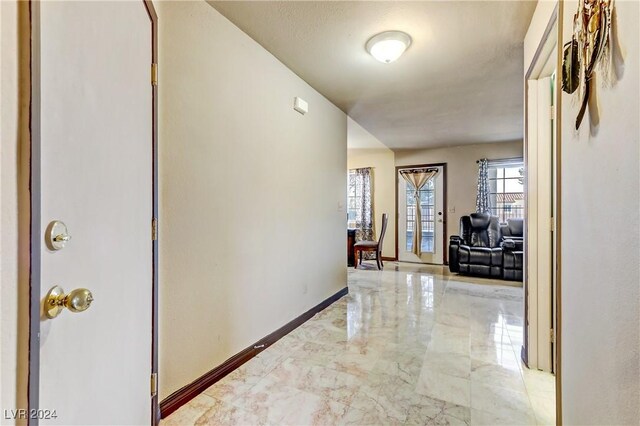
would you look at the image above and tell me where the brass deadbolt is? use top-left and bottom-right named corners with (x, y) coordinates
top-left (45, 221), bottom-right (72, 251)
top-left (44, 286), bottom-right (94, 319)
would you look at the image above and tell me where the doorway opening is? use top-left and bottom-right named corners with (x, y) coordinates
top-left (523, 3), bottom-right (562, 423)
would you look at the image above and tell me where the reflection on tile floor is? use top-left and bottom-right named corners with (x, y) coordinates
top-left (163, 262), bottom-right (555, 425)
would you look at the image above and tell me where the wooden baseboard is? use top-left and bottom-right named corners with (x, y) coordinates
top-left (159, 286), bottom-right (349, 419)
top-left (381, 256), bottom-right (397, 261)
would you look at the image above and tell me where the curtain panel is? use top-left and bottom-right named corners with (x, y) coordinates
top-left (349, 167), bottom-right (375, 259)
top-left (400, 168), bottom-right (438, 256)
top-left (475, 159), bottom-right (491, 214)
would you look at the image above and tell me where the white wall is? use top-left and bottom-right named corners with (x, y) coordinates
top-left (1, 1), bottom-right (29, 420)
top-left (347, 148), bottom-right (396, 258)
top-left (157, 1), bottom-right (347, 400)
top-left (395, 141), bottom-right (524, 252)
top-left (560, 1), bottom-right (639, 424)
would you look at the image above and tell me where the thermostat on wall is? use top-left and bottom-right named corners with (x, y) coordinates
top-left (293, 97), bottom-right (308, 115)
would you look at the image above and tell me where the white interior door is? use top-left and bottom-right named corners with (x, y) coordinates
top-left (38, 2), bottom-right (153, 424)
top-left (535, 75), bottom-right (553, 372)
top-left (526, 71), bottom-right (554, 372)
top-left (398, 166), bottom-right (444, 264)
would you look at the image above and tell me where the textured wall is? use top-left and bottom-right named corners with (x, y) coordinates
top-left (157, 1), bottom-right (347, 400)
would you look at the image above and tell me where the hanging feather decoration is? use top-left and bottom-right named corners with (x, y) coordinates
top-left (565, 0), bottom-right (615, 129)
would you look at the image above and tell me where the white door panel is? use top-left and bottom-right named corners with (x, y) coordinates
top-left (38, 2), bottom-right (152, 424)
top-left (526, 75), bottom-right (554, 373)
top-left (536, 76), bottom-right (553, 372)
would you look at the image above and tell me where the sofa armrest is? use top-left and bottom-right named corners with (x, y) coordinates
top-left (448, 236), bottom-right (462, 273)
top-left (506, 236), bottom-right (524, 243)
top-left (501, 237), bottom-right (524, 251)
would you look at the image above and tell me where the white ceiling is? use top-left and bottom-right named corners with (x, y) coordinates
top-left (208, 1), bottom-right (537, 150)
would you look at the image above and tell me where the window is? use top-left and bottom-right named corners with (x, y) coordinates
top-left (347, 169), bottom-right (368, 228)
top-left (405, 179), bottom-right (435, 252)
top-left (348, 168), bottom-right (375, 258)
top-left (488, 158), bottom-right (524, 222)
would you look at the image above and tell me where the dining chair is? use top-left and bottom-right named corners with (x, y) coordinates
top-left (354, 213), bottom-right (388, 270)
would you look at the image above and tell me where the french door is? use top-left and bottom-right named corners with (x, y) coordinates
top-left (398, 165), bottom-right (445, 264)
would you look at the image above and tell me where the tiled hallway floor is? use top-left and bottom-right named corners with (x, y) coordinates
top-left (163, 262), bottom-right (555, 425)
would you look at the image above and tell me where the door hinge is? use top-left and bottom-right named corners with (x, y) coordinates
top-left (550, 105), bottom-right (556, 119)
top-left (151, 63), bottom-right (158, 86)
top-left (152, 217), bottom-right (158, 241)
top-left (550, 328), bottom-right (555, 343)
top-left (550, 216), bottom-right (555, 232)
top-left (150, 373), bottom-right (158, 397)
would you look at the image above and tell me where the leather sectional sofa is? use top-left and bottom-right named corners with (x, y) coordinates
top-left (500, 218), bottom-right (524, 281)
top-left (449, 213), bottom-right (524, 281)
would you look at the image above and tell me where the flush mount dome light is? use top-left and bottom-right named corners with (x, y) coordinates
top-left (366, 30), bottom-right (412, 63)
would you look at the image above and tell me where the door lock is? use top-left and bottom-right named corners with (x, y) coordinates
top-left (45, 221), bottom-right (72, 251)
top-left (44, 286), bottom-right (94, 319)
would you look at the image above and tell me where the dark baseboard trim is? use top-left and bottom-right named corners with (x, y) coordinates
top-left (381, 256), bottom-right (396, 261)
top-left (159, 286), bottom-right (349, 419)
top-left (521, 344), bottom-right (529, 368)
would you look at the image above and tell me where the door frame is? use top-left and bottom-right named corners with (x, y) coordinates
top-left (523, 2), bottom-right (562, 423)
top-left (26, 1), bottom-right (159, 424)
top-left (394, 163), bottom-right (448, 264)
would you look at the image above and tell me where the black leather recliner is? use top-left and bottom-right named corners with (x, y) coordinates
top-left (449, 213), bottom-right (503, 279)
top-left (500, 218), bottom-right (524, 281)
top-left (500, 217), bottom-right (524, 241)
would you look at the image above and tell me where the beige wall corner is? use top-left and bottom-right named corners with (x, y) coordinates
top-left (347, 118), bottom-right (396, 258)
top-left (157, 1), bottom-right (347, 400)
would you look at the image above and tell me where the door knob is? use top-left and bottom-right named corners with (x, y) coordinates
top-left (44, 286), bottom-right (94, 319)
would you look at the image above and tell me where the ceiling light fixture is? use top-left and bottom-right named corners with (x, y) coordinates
top-left (366, 30), bottom-right (412, 64)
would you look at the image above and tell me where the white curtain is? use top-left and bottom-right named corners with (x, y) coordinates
top-left (400, 168), bottom-right (437, 256)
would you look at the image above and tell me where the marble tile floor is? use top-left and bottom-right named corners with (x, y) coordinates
top-left (163, 262), bottom-right (556, 426)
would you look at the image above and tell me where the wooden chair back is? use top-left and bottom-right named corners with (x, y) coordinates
top-left (378, 213), bottom-right (388, 249)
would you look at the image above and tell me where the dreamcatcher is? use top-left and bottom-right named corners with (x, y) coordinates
top-left (562, 0), bottom-right (615, 129)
